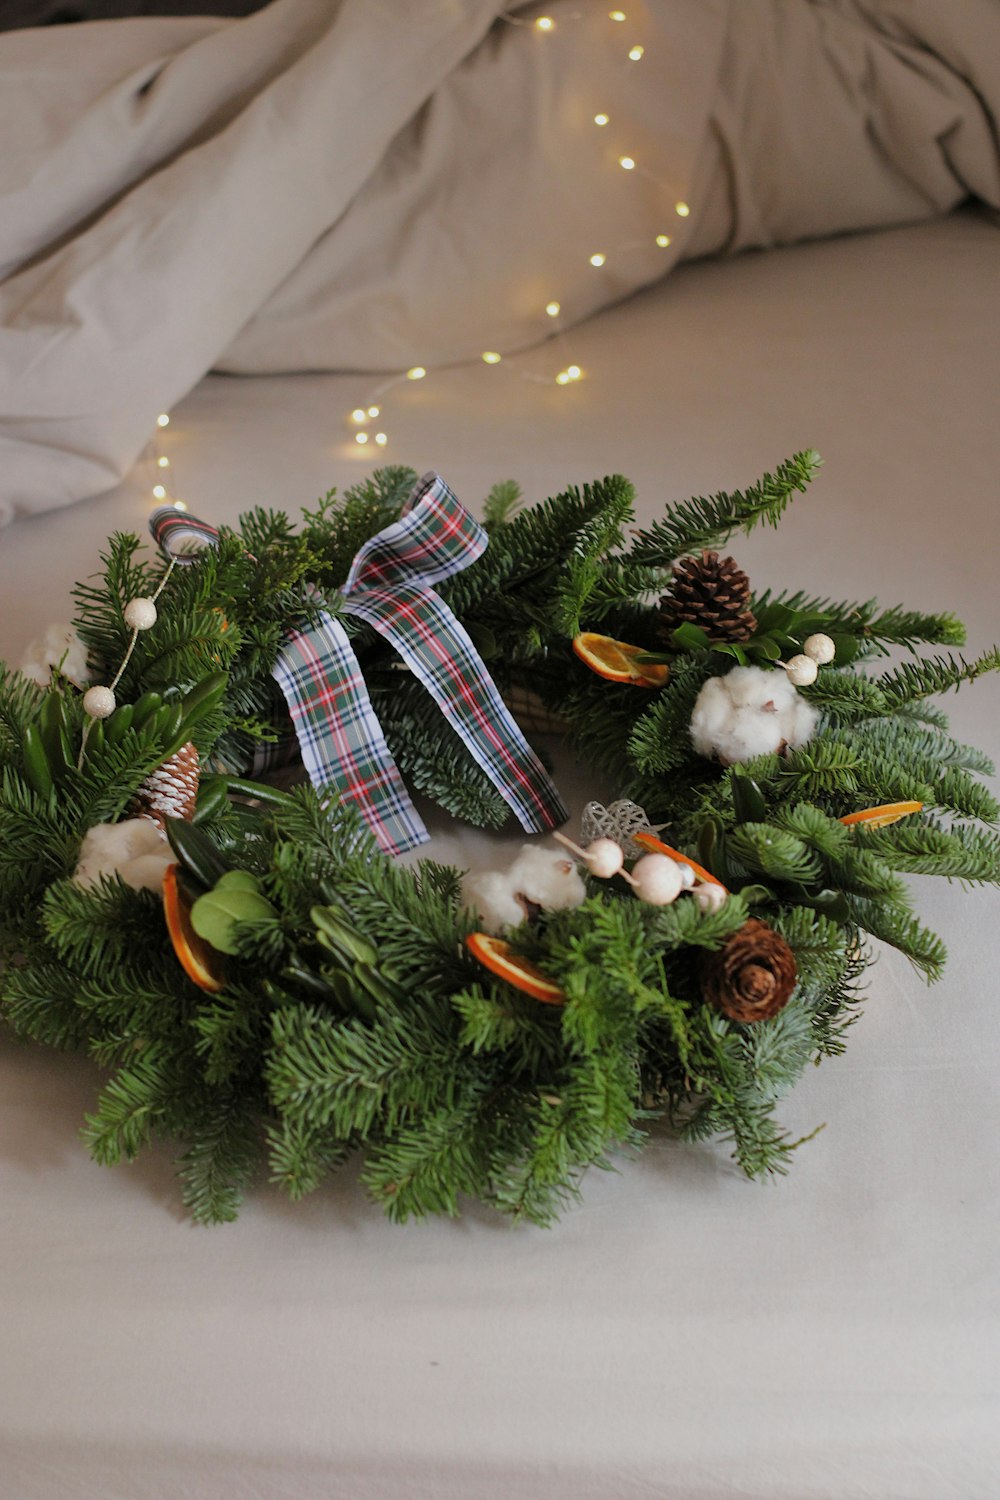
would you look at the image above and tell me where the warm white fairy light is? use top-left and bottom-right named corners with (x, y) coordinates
top-left (152, 483), bottom-right (167, 499)
top-left (337, 10), bottom-right (690, 443)
top-left (174, 500), bottom-right (188, 512)
top-left (157, 455), bottom-right (170, 468)
top-left (156, 413), bottom-right (170, 428)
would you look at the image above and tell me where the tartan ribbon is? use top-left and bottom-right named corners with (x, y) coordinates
top-left (151, 475), bottom-right (567, 854)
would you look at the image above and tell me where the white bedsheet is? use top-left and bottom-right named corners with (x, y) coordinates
top-left (0, 210), bottom-right (998, 1498)
top-left (2, 0), bottom-right (999, 520)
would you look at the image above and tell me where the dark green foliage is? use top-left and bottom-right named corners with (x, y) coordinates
top-left (1, 453), bottom-right (997, 1224)
top-left (625, 450), bottom-right (821, 567)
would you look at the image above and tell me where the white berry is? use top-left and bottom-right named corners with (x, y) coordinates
top-left (691, 881), bottom-right (727, 913)
top-left (83, 685), bottom-right (117, 719)
top-left (124, 597), bottom-right (158, 631)
top-left (784, 654), bottom-right (818, 687)
top-left (584, 838), bottom-right (624, 878)
top-left (630, 853), bottom-right (683, 906)
top-left (803, 633), bottom-right (835, 665)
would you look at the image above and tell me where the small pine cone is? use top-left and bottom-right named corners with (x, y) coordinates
top-left (702, 918), bottom-right (797, 1024)
top-left (133, 740), bottom-right (200, 829)
top-left (657, 550), bottom-right (757, 643)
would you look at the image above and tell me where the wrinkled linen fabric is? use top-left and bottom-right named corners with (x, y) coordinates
top-left (0, 0), bottom-right (998, 522)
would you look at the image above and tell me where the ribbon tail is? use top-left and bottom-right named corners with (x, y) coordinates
top-left (343, 584), bottom-right (568, 834)
top-left (271, 612), bottom-right (429, 856)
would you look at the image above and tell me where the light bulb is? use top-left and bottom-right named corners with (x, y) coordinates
top-left (152, 484), bottom-right (166, 499)
top-left (535, 15), bottom-right (554, 30)
top-left (482, 351), bottom-right (502, 364)
top-left (609, 10), bottom-right (626, 20)
top-left (655, 234), bottom-right (671, 248)
top-left (619, 156), bottom-right (635, 170)
top-left (406, 366), bottom-right (427, 380)
top-left (355, 432), bottom-right (369, 445)
top-left (675, 200), bottom-right (691, 217)
top-left (589, 252), bottom-right (606, 267)
top-left (374, 432), bottom-right (388, 446)
top-left (567, 365), bottom-right (582, 380)
top-left (545, 301), bottom-right (561, 317)
top-left (628, 44), bottom-right (644, 60)
top-left (367, 405), bottom-right (380, 418)
top-left (157, 456), bottom-right (170, 468)
top-left (156, 414), bottom-right (170, 428)
top-left (174, 500), bottom-right (188, 512)
top-left (556, 372), bottom-right (571, 385)
top-left (351, 408), bottom-right (367, 423)
top-left (593, 112), bottom-right (609, 127)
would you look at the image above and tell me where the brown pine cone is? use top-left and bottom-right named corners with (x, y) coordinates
top-left (133, 740), bottom-right (200, 829)
top-left (657, 550), bottom-right (757, 643)
top-left (702, 918), bottom-right (797, 1024)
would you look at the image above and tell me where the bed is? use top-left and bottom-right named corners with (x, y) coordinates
top-left (1, 3), bottom-right (999, 1496)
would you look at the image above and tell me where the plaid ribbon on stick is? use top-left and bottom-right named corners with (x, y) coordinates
top-left (151, 475), bottom-right (567, 855)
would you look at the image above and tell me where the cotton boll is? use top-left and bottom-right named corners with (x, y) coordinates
top-left (787, 695), bottom-right (820, 749)
top-left (689, 675), bottom-right (735, 758)
top-left (690, 665), bottom-right (818, 766)
top-left (464, 844), bottom-right (587, 934)
top-left (19, 623), bottom-right (92, 688)
top-left (462, 871), bottom-right (526, 934)
top-left (73, 818), bottom-right (172, 892)
top-left (506, 845), bottom-right (587, 911)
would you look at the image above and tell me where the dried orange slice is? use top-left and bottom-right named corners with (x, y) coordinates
top-left (631, 830), bottom-right (726, 889)
top-left (572, 632), bottom-right (669, 688)
top-left (840, 801), bottom-right (923, 829)
top-left (163, 862), bottom-right (225, 993)
top-left (466, 932), bottom-right (566, 1005)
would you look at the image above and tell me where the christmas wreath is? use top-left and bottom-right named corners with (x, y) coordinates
top-left (2, 455), bottom-right (997, 1225)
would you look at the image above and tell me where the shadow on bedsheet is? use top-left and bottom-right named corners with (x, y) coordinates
top-left (0, 0), bottom-right (270, 30)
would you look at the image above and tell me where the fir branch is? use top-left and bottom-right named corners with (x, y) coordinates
top-left (481, 479), bottom-right (523, 529)
top-left (877, 649), bottom-right (1000, 710)
top-left (625, 450), bottom-right (821, 567)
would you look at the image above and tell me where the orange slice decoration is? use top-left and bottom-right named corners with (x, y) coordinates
top-left (466, 932), bottom-right (566, 1006)
top-left (631, 830), bottom-right (727, 889)
top-left (572, 632), bottom-right (669, 688)
top-left (840, 800), bottom-right (923, 829)
top-left (162, 863), bottom-right (226, 994)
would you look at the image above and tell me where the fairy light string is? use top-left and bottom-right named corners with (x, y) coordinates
top-left (139, 6), bottom-right (694, 502)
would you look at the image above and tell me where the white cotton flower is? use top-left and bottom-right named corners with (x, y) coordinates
top-left (690, 664), bottom-right (818, 766)
top-left (19, 623), bottom-right (92, 689)
top-left (73, 818), bottom-right (174, 893)
top-left (464, 843), bottom-right (587, 934)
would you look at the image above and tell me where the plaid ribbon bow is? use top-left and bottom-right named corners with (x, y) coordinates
top-left (151, 475), bottom-right (567, 854)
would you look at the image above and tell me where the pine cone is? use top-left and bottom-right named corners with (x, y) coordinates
top-left (133, 740), bottom-right (200, 829)
top-left (657, 550), bottom-right (757, 643)
top-left (702, 918), bottom-right (797, 1024)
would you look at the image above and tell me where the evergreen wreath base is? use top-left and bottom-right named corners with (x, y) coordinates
top-left (1, 455), bottom-right (997, 1225)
